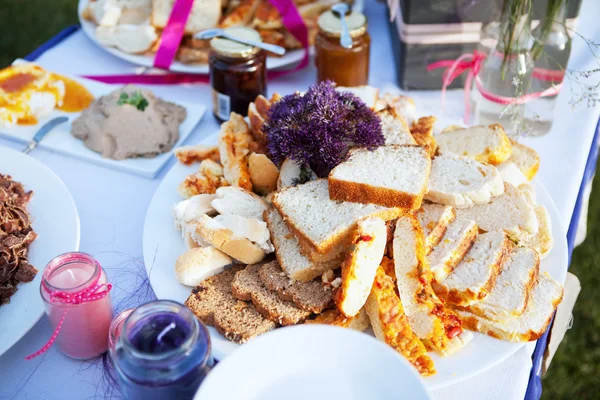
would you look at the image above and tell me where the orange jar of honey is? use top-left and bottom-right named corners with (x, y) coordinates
top-left (315, 10), bottom-right (370, 86)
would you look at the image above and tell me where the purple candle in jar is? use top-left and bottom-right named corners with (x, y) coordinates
top-left (113, 300), bottom-right (213, 400)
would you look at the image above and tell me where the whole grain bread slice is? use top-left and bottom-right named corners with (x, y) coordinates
top-left (258, 261), bottom-right (333, 313)
top-left (232, 262), bottom-right (311, 325)
top-left (184, 266), bottom-right (276, 344)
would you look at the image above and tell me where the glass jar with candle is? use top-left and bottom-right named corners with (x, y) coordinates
top-left (113, 300), bottom-right (213, 400)
top-left (40, 252), bottom-right (113, 360)
top-left (315, 10), bottom-right (370, 86)
top-left (209, 26), bottom-right (267, 122)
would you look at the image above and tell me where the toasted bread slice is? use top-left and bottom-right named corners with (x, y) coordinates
top-left (328, 145), bottom-right (431, 210)
top-left (276, 158), bottom-right (318, 190)
top-left (192, 214), bottom-right (266, 264)
top-left (335, 218), bottom-right (387, 317)
top-left (365, 266), bottom-right (436, 376)
top-left (434, 231), bottom-right (511, 306)
top-left (185, 266), bottom-right (276, 344)
top-left (305, 308), bottom-right (370, 331)
top-left (455, 182), bottom-right (538, 243)
top-left (273, 179), bottom-right (403, 260)
top-left (258, 261), bottom-right (333, 313)
top-left (415, 203), bottom-right (456, 254)
top-left (427, 217), bottom-right (478, 282)
top-left (218, 112), bottom-right (253, 191)
top-left (393, 214), bottom-right (470, 356)
top-left (457, 272), bottom-right (563, 342)
top-left (265, 208), bottom-right (343, 282)
top-left (508, 140), bottom-right (540, 180)
top-left (232, 262), bottom-right (311, 326)
top-left (426, 153), bottom-right (504, 208)
top-left (410, 116), bottom-right (437, 156)
top-left (211, 186), bottom-right (269, 220)
top-left (437, 124), bottom-right (512, 165)
top-left (376, 108), bottom-right (416, 146)
top-left (461, 247), bottom-right (539, 321)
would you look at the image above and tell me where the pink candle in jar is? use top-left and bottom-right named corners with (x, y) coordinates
top-left (40, 252), bottom-right (114, 360)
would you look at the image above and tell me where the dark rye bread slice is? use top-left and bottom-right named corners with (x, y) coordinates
top-left (232, 262), bottom-right (311, 325)
top-left (185, 266), bottom-right (276, 344)
top-left (258, 261), bottom-right (333, 313)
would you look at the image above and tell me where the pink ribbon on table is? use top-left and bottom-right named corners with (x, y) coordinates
top-left (25, 274), bottom-right (112, 360)
top-left (83, 0), bottom-right (309, 85)
top-left (427, 50), bottom-right (486, 124)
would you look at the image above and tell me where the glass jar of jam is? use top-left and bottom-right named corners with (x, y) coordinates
top-left (209, 27), bottom-right (267, 122)
top-left (315, 10), bottom-right (370, 86)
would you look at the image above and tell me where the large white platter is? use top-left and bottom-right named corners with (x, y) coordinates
top-left (194, 325), bottom-right (431, 400)
top-left (143, 132), bottom-right (568, 390)
top-left (0, 59), bottom-right (205, 178)
top-left (0, 147), bottom-right (80, 357)
top-left (78, 0), bottom-right (306, 75)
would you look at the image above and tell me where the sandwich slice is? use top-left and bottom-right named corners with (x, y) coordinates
top-left (461, 247), bottom-right (540, 322)
top-left (455, 182), bottom-right (538, 243)
top-left (365, 266), bottom-right (436, 376)
top-left (456, 272), bottom-right (563, 342)
top-left (272, 179), bottom-right (403, 261)
top-left (427, 217), bottom-right (478, 282)
top-left (433, 231), bottom-right (511, 307)
top-left (393, 214), bottom-right (472, 356)
top-left (264, 208), bottom-right (343, 282)
top-left (328, 145), bottom-right (431, 210)
top-left (335, 217), bottom-right (388, 317)
top-left (436, 124), bottom-right (512, 165)
top-left (415, 203), bottom-right (456, 254)
top-left (425, 153), bottom-right (504, 208)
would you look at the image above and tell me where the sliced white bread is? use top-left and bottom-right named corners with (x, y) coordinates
top-left (328, 145), bottom-right (431, 210)
top-left (455, 182), bottom-right (538, 243)
top-left (96, 24), bottom-right (158, 54)
top-left (191, 214), bottom-right (266, 264)
top-left (151, 0), bottom-right (221, 34)
top-left (173, 194), bottom-right (216, 231)
top-left (393, 214), bottom-right (471, 356)
top-left (508, 140), bottom-right (540, 180)
top-left (374, 94), bottom-right (417, 125)
top-left (437, 124), bottom-right (512, 165)
top-left (272, 179), bottom-right (403, 260)
top-left (497, 162), bottom-right (528, 188)
top-left (365, 266), bottom-right (436, 376)
top-left (211, 186), bottom-right (269, 220)
top-left (277, 158), bottom-right (318, 190)
top-left (336, 85), bottom-right (379, 109)
top-left (336, 218), bottom-right (387, 318)
top-left (174, 247), bottom-right (232, 287)
top-left (415, 203), bottom-right (456, 254)
top-left (427, 217), bottom-right (478, 282)
top-left (264, 208), bottom-right (342, 282)
top-left (213, 214), bottom-right (273, 253)
top-left (520, 205), bottom-right (554, 259)
top-left (376, 108), bottom-right (417, 146)
top-left (461, 247), bottom-right (540, 321)
top-left (519, 182), bottom-right (536, 205)
top-left (457, 272), bottom-right (563, 342)
top-left (434, 231), bottom-right (511, 306)
top-left (425, 153), bottom-right (504, 208)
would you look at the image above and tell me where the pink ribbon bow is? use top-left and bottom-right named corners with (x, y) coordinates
top-left (25, 276), bottom-right (112, 360)
top-left (427, 50), bottom-right (486, 124)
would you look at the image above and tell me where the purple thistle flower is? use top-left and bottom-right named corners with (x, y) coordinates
top-left (264, 81), bottom-right (384, 177)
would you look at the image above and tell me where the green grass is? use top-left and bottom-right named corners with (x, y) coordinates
top-left (0, 1), bottom-right (599, 398)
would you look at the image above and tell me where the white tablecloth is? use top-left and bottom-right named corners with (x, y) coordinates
top-left (0, 1), bottom-right (598, 399)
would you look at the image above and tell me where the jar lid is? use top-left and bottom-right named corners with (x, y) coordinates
top-left (318, 10), bottom-right (367, 39)
top-left (210, 27), bottom-right (262, 58)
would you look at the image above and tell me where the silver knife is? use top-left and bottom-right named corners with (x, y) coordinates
top-left (23, 116), bottom-right (69, 154)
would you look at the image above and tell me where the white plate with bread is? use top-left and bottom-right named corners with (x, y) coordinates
top-left (143, 86), bottom-right (568, 389)
top-left (78, 0), bottom-right (308, 74)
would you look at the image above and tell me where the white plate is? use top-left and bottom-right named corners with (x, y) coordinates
top-left (78, 0), bottom-right (306, 74)
top-left (0, 59), bottom-right (206, 178)
top-left (143, 131), bottom-right (568, 390)
top-left (0, 147), bottom-right (80, 357)
top-left (194, 325), bottom-right (431, 400)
